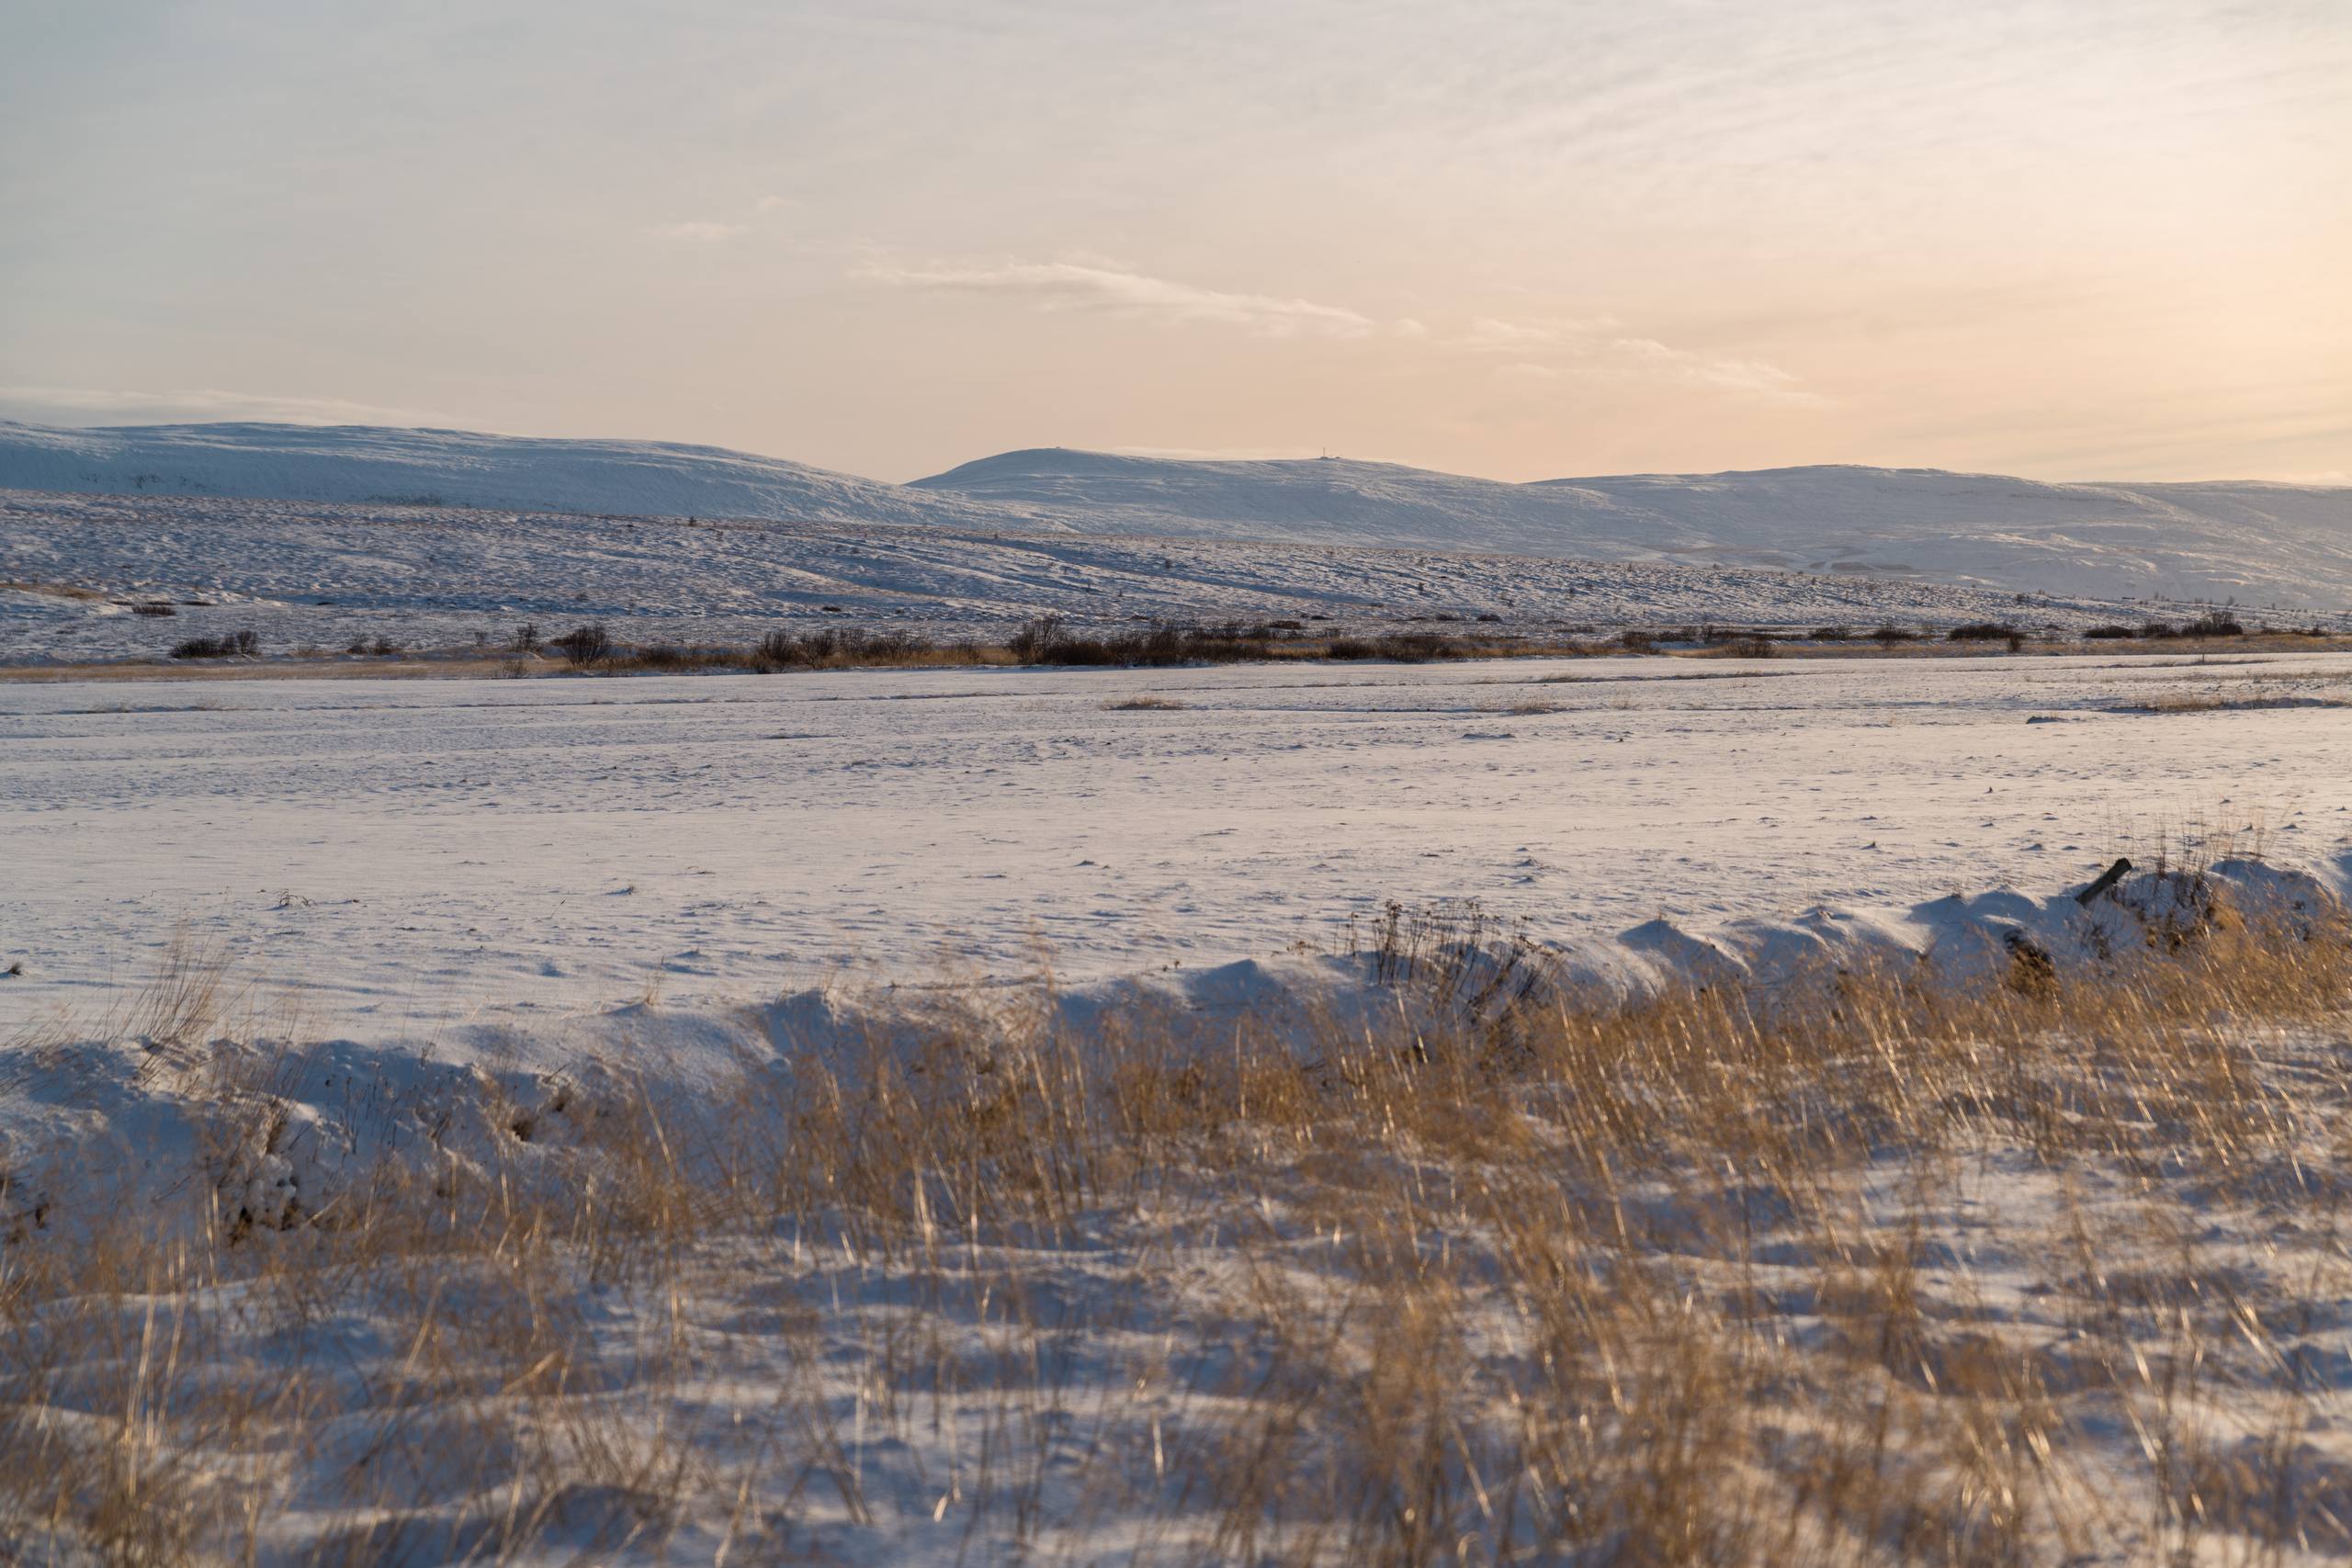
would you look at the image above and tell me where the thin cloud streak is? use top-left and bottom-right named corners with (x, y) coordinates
top-left (643, 220), bottom-right (750, 243)
top-left (1458, 317), bottom-right (1827, 408)
top-left (864, 269), bottom-right (1826, 407)
top-left (865, 260), bottom-right (1378, 338)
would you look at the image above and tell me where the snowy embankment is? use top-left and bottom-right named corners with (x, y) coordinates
top-left (6, 851), bottom-right (2343, 1247)
top-left (6, 488), bottom-right (2332, 666)
top-left (6, 416), bottom-right (2350, 611)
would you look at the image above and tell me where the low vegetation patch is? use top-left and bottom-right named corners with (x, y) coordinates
top-left (2111, 691), bottom-right (2349, 714)
top-left (167, 629), bottom-right (259, 660)
top-left (27, 612), bottom-right (2341, 681)
top-left (749, 625), bottom-right (985, 671)
top-left (550, 622), bottom-right (614, 665)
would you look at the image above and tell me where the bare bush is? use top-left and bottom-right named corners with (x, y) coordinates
top-left (167, 629), bottom-right (258, 660)
top-left (551, 623), bottom-right (612, 665)
top-left (2183, 609), bottom-right (2246, 637)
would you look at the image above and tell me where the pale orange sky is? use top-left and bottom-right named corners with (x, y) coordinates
top-left (2, 1), bottom-right (2346, 483)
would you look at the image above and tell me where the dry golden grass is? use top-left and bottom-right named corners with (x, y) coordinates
top-left (2114, 692), bottom-right (2351, 715)
top-left (3, 884), bottom-right (2351, 1561)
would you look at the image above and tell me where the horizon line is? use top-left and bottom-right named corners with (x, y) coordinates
top-left (4, 413), bottom-right (2345, 493)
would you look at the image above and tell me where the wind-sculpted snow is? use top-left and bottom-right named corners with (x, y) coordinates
top-left (6, 488), bottom-right (2315, 665)
top-left (5, 419), bottom-right (2346, 608)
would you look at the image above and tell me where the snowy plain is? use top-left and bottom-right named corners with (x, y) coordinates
top-left (6, 649), bottom-right (2348, 1044)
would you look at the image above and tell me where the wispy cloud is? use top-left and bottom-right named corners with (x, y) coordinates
top-left (856, 266), bottom-right (1820, 404)
top-left (1459, 315), bottom-right (1620, 351)
top-left (640, 196), bottom-right (793, 245)
top-left (865, 260), bottom-right (1377, 338)
top-left (642, 220), bottom-right (750, 243)
top-left (0, 386), bottom-right (460, 427)
top-left (1456, 317), bottom-right (1826, 406)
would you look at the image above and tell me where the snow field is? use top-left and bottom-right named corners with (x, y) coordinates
top-left (6, 650), bottom-right (2349, 1041)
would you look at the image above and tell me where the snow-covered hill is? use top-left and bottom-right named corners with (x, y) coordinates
top-left (0, 419), bottom-right (1008, 530)
top-left (10, 489), bottom-right (2224, 666)
top-left (5, 420), bottom-right (2347, 609)
top-left (918, 450), bottom-right (2352, 611)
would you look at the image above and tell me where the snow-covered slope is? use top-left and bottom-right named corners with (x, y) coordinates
top-left (9, 489), bottom-right (2267, 666)
top-left (0, 419), bottom-right (1008, 529)
top-left (917, 450), bottom-right (2352, 610)
top-left (5, 421), bottom-right (2347, 609)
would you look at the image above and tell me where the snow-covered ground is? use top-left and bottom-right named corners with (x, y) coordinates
top-left (6, 650), bottom-right (2347, 1044)
top-left (6, 648), bottom-right (2352, 1563)
top-left (10, 488), bottom-right (2334, 667)
top-left (6, 418), bottom-right (2348, 609)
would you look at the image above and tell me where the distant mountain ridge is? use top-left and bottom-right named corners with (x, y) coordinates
top-left (4, 420), bottom-right (2347, 609)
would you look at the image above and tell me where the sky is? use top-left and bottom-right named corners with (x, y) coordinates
top-left (1, 0), bottom-right (2346, 484)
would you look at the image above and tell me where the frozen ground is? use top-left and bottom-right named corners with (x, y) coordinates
top-left (8, 487), bottom-right (2334, 668)
top-left (5, 649), bottom-right (2348, 1046)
